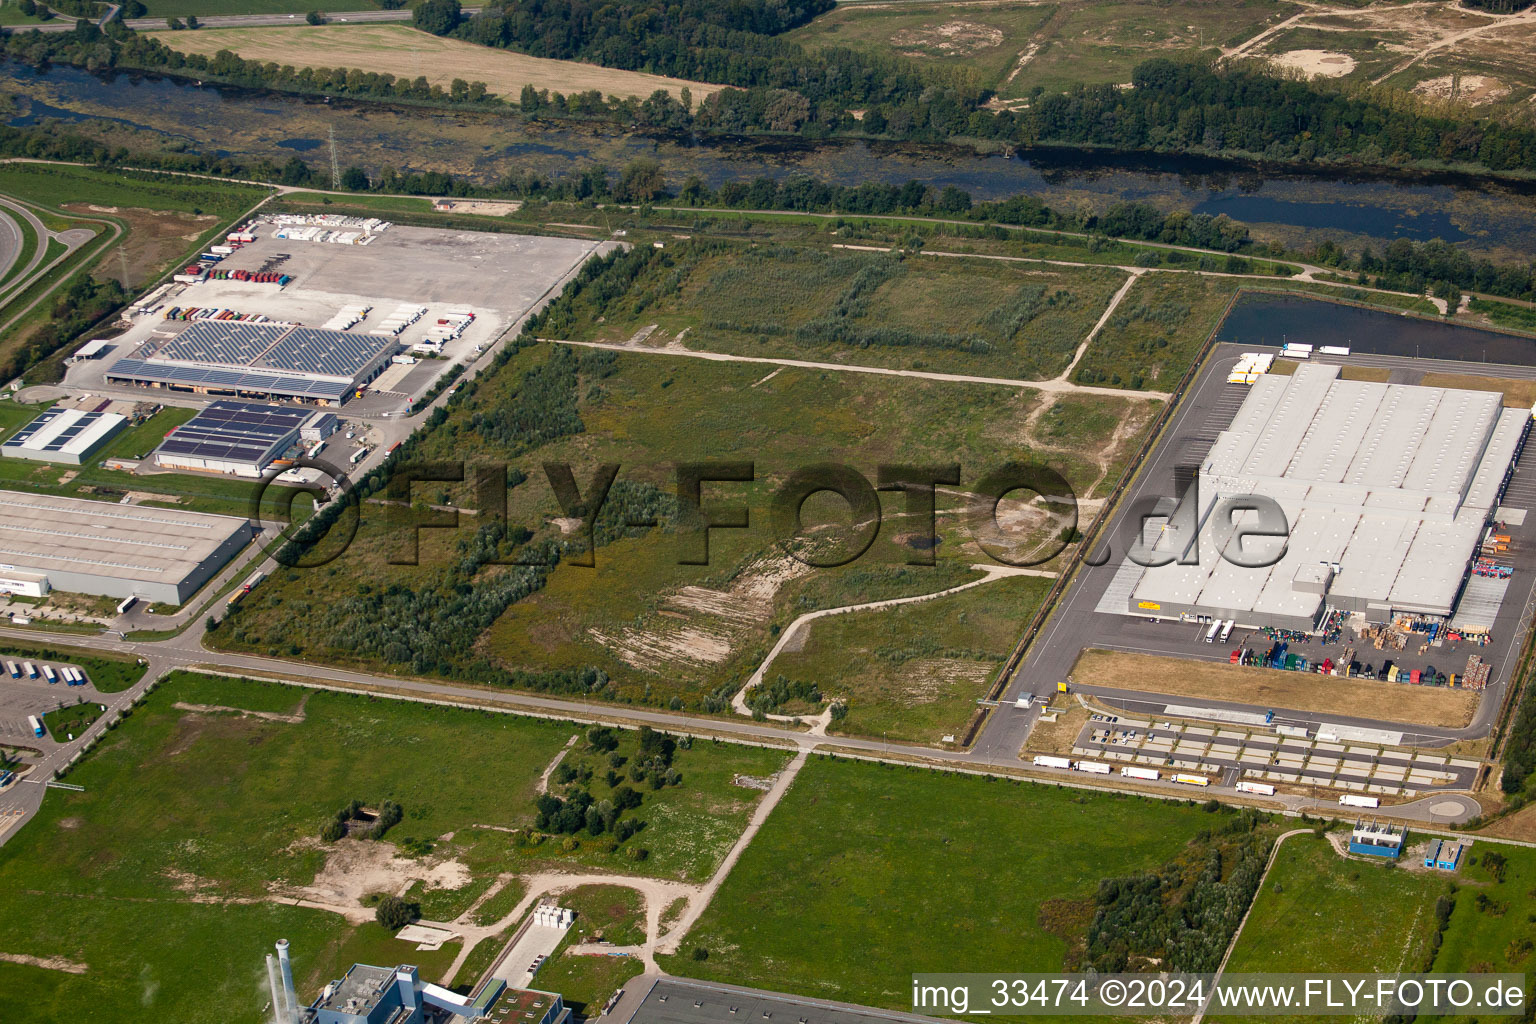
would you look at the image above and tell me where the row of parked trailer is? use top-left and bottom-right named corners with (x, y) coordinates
top-left (5, 661), bottom-right (87, 686)
top-left (1203, 619), bottom-right (1236, 644)
top-left (1031, 756), bottom-right (1216, 788)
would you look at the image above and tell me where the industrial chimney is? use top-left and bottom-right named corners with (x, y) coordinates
top-left (276, 939), bottom-right (298, 1024)
top-left (266, 954), bottom-right (285, 1024)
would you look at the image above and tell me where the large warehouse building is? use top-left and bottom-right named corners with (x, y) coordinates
top-left (152, 400), bottom-right (330, 477)
top-left (1126, 363), bottom-right (1528, 630)
top-left (105, 319), bottom-right (397, 405)
top-left (0, 490), bottom-right (252, 603)
top-left (0, 406), bottom-right (125, 465)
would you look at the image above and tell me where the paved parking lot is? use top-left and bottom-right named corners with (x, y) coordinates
top-left (1069, 714), bottom-right (1479, 797)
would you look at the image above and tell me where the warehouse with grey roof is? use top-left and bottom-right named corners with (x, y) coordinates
top-left (0, 490), bottom-right (252, 604)
top-left (1124, 363), bottom-right (1529, 630)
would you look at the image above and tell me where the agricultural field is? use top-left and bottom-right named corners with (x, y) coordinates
top-left (0, 671), bottom-right (785, 1022)
top-left (660, 754), bottom-right (1266, 1009)
top-left (150, 24), bottom-right (720, 103)
top-left (785, 0), bottom-right (1292, 100)
top-left (561, 240), bottom-right (1131, 381)
top-left (1071, 650), bottom-right (1479, 728)
top-left (1071, 272), bottom-right (1239, 391)
top-left (761, 573), bottom-right (1053, 744)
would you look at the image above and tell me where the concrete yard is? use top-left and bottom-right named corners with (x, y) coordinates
top-left (68, 223), bottom-right (601, 414)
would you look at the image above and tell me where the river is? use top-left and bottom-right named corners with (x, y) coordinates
top-left (9, 61), bottom-right (1536, 260)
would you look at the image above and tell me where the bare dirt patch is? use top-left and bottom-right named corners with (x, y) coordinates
top-left (1072, 649), bottom-right (1477, 728)
top-left (1272, 49), bottom-right (1357, 78)
top-left (891, 20), bottom-right (1005, 57)
top-left (0, 952), bottom-right (88, 974)
top-left (1413, 73), bottom-right (1510, 104)
top-left (61, 203), bottom-right (216, 291)
top-left (1419, 371), bottom-right (1536, 407)
top-left (588, 555), bottom-right (812, 672)
top-left (290, 839), bottom-right (472, 907)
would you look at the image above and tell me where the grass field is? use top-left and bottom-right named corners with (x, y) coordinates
top-left (564, 241), bottom-right (1130, 381)
top-left (1216, 833), bottom-right (1536, 1022)
top-left (1220, 833), bottom-right (1444, 976)
top-left (0, 165), bottom-right (268, 219)
top-left (1072, 650), bottom-right (1478, 728)
top-left (785, 0), bottom-right (1290, 99)
top-left (150, 24), bottom-right (720, 103)
top-left (1072, 272), bottom-right (1237, 391)
top-left (218, 341), bottom-right (1142, 708)
top-left (660, 754), bottom-right (1247, 1009)
top-left (41, 699), bottom-right (102, 740)
top-left (0, 671), bottom-right (789, 1021)
top-left (764, 573), bottom-right (1052, 744)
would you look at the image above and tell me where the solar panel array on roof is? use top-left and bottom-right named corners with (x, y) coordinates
top-left (109, 318), bottom-right (397, 403)
top-left (108, 358), bottom-right (353, 400)
top-left (154, 400), bottom-right (308, 467)
top-left (1, 407), bottom-right (127, 464)
top-left (151, 320), bottom-right (395, 380)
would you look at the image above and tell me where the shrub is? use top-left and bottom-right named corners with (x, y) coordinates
top-left (375, 895), bottom-right (418, 931)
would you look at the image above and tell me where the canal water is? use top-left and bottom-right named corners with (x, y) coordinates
top-left (1216, 294), bottom-right (1536, 367)
top-left (8, 61), bottom-right (1536, 258)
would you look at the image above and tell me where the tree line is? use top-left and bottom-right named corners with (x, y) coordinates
top-left (15, 15), bottom-right (1536, 179)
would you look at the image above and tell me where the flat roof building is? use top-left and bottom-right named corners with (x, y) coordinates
top-left (106, 319), bottom-right (397, 405)
top-left (1, 406), bottom-right (126, 465)
top-left (304, 962), bottom-right (558, 1024)
top-left (152, 400), bottom-right (326, 477)
top-left (1349, 819), bottom-right (1405, 859)
top-left (1125, 364), bottom-right (1529, 630)
top-left (0, 489), bottom-right (252, 604)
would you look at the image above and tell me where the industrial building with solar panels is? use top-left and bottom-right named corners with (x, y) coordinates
top-left (1122, 362), bottom-right (1530, 631)
top-left (152, 400), bottom-right (337, 477)
top-left (0, 406), bottom-right (126, 465)
top-left (105, 319), bottom-right (398, 405)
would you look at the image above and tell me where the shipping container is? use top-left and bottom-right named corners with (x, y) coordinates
top-left (1120, 766), bottom-right (1160, 781)
top-left (1032, 755), bottom-right (1072, 770)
